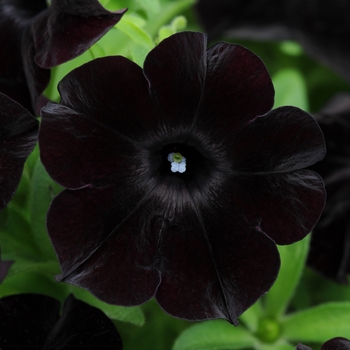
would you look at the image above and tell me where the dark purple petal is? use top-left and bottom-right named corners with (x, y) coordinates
top-left (195, 42), bottom-right (274, 140)
top-left (47, 187), bottom-right (161, 306)
top-left (230, 106), bottom-right (325, 173)
top-left (39, 103), bottom-right (144, 189)
top-left (0, 294), bottom-right (60, 348)
top-left (143, 32), bottom-right (207, 131)
top-left (0, 92), bottom-right (38, 210)
top-left (0, 0), bottom-right (125, 113)
top-left (196, 0), bottom-right (350, 83)
top-left (44, 294), bottom-right (123, 349)
top-left (33, 1), bottom-right (127, 68)
top-left (321, 337), bottom-right (350, 350)
top-left (308, 169), bottom-right (350, 284)
top-left (0, 294), bottom-right (123, 349)
top-left (227, 171), bottom-right (325, 245)
top-left (55, 56), bottom-right (155, 143)
top-left (156, 199), bottom-right (280, 324)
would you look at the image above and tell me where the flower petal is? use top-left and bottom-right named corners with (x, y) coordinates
top-left (228, 171), bottom-right (326, 244)
top-left (308, 169), bottom-right (350, 284)
top-left (143, 31), bottom-right (207, 131)
top-left (0, 294), bottom-right (60, 348)
top-left (230, 106), bottom-right (326, 173)
top-left (55, 56), bottom-right (155, 143)
top-left (195, 42), bottom-right (274, 140)
top-left (47, 187), bottom-right (161, 306)
top-left (39, 102), bottom-right (145, 189)
top-left (33, 0), bottom-right (126, 68)
top-left (0, 93), bottom-right (38, 210)
top-left (45, 294), bottom-right (123, 349)
top-left (321, 337), bottom-right (350, 350)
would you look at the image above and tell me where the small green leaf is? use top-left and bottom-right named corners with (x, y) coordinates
top-left (273, 68), bottom-right (309, 111)
top-left (263, 235), bottom-right (310, 319)
top-left (116, 14), bottom-right (154, 49)
top-left (30, 159), bottom-right (63, 260)
top-left (135, 0), bottom-right (160, 14)
top-left (0, 206), bottom-right (41, 261)
top-left (240, 300), bottom-right (264, 332)
top-left (258, 340), bottom-right (296, 350)
top-left (281, 302), bottom-right (350, 342)
top-left (173, 320), bottom-right (257, 350)
top-left (69, 285), bottom-right (145, 326)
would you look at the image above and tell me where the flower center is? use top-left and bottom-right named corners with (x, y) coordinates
top-left (167, 152), bottom-right (186, 173)
top-left (255, 318), bottom-right (281, 343)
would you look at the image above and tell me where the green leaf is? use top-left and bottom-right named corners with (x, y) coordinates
top-left (0, 206), bottom-right (41, 261)
top-left (258, 340), bottom-right (296, 350)
top-left (272, 68), bottom-right (309, 111)
top-left (135, 0), bottom-right (160, 14)
top-left (116, 14), bottom-right (154, 49)
top-left (30, 159), bottom-right (63, 260)
top-left (240, 300), bottom-right (264, 333)
top-left (69, 285), bottom-right (145, 326)
top-left (129, 43), bottom-right (151, 67)
top-left (263, 235), bottom-right (310, 319)
top-left (173, 320), bottom-right (257, 350)
top-left (5, 260), bottom-right (60, 279)
top-left (281, 302), bottom-right (350, 342)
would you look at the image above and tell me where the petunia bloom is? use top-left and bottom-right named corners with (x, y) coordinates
top-left (0, 293), bottom-right (123, 349)
top-left (0, 92), bottom-right (38, 211)
top-left (195, 0), bottom-right (350, 83)
top-left (307, 94), bottom-right (350, 284)
top-left (0, 0), bottom-right (126, 114)
top-left (296, 337), bottom-right (350, 350)
top-left (39, 31), bottom-right (326, 324)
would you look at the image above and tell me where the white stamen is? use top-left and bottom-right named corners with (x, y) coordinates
top-left (168, 152), bottom-right (186, 173)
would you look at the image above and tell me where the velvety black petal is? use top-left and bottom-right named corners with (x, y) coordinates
top-left (227, 171), bottom-right (325, 245)
top-left (195, 42), bottom-right (274, 142)
top-left (0, 294), bottom-right (60, 348)
top-left (143, 31), bottom-right (207, 131)
top-left (308, 169), bottom-right (350, 284)
top-left (311, 94), bottom-right (350, 178)
top-left (0, 0), bottom-right (125, 113)
top-left (321, 337), bottom-right (350, 350)
top-left (0, 294), bottom-right (123, 349)
top-left (44, 294), bottom-right (123, 350)
top-left (230, 106), bottom-right (325, 173)
top-left (156, 198), bottom-right (280, 324)
top-left (0, 0), bottom-right (47, 111)
top-left (196, 0), bottom-right (350, 83)
top-left (54, 56), bottom-right (155, 143)
top-left (0, 92), bottom-right (38, 210)
top-left (39, 103), bottom-right (145, 189)
top-left (47, 187), bottom-right (161, 306)
top-left (33, 1), bottom-right (126, 68)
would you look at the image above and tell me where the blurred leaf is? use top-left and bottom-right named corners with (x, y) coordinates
top-left (273, 68), bottom-right (309, 111)
top-left (173, 320), bottom-right (257, 350)
top-left (263, 235), bottom-right (310, 319)
top-left (258, 341), bottom-right (296, 350)
top-left (239, 300), bottom-right (264, 333)
top-left (69, 285), bottom-right (145, 326)
top-left (135, 0), bottom-right (160, 14)
top-left (30, 159), bottom-right (62, 260)
top-left (281, 302), bottom-right (350, 342)
top-left (0, 206), bottom-right (41, 261)
top-left (116, 14), bottom-right (154, 49)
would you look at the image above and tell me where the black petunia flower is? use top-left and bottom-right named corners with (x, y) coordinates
top-left (308, 94), bottom-right (350, 284)
top-left (0, 293), bottom-right (123, 349)
top-left (0, 0), bottom-right (126, 114)
top-left (0, 92), bottom-right (38, 211)
top-left (296, 337), bottom-right (350, 350)
top-left (39, 32), bottom-right (326, 324)
top-left (195, 0), bottom-right (350, 83)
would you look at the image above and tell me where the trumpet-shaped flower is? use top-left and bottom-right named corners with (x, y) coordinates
top-left (39, 32), bottom-right (326, 324)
